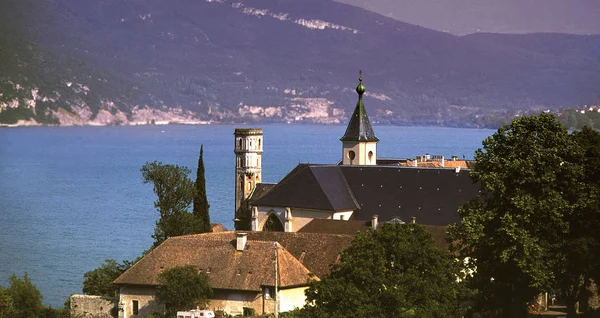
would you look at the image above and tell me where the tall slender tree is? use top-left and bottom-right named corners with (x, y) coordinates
top-left (193, 145), bottom-right (212, 233)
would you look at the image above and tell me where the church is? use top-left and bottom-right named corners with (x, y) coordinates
top-left (233, 75), bottom-right (479, 232)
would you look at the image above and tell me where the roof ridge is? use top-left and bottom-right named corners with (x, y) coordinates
top-left (308, 166), bottom-right (336, 211)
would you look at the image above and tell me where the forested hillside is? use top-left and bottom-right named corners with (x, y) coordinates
top-left (1, 0), bottom-right (599, 127)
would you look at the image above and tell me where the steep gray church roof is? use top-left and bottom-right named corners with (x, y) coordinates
top-left (340, 76), bottom-right (379, 142)
top-left (250, 164), bottom-right (359, 211)
top-left (251, 164), bottom-right (480, 226)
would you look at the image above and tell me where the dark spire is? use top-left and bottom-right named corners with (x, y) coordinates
top-left (340, 71), bottom-right (379, 142)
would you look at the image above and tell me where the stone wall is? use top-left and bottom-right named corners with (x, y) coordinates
top-left (70, 294), bottom-right (115, 318)
top-left (118, 285), bottom-right (163, 318)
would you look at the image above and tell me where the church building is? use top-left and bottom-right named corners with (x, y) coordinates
top-left (234, 75), bottom-right (479, 232)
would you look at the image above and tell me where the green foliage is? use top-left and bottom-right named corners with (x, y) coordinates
top-left (141, 161), bottom-right (205, 247)
top-left (82, 259), bottom-right (134, 298)
top-left (0, 287), bottom-right (15, 318)
top-left (0, 273), bottom-right (44, 318)
top-left (297, 223), bottom-right (464, 318)
top-left (449, 114), bottom-right (600, 317)
top-left (155, 265), bottom-right (213, 317)
top-left (193, 145), bottom-right (212, 233)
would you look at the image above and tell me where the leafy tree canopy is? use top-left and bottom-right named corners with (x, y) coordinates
top-left (82, 258), bottom-right (134, 298)
top-left (156, 265), bottom-right (213, 317)
top-left (449, 114), bottom-right (600, 317)
top-left (141, 161), bottom-right (205, 247)
top-left (0, 273), bottom-right (44, 318)
top-left (296, 223), bottom-right (464, 318)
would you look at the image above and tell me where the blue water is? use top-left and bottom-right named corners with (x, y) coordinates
top-left (0, 124), bottom-right (494, 306)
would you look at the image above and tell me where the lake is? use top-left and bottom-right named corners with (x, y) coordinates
top-left (0, 124), bottom-right (494, 306)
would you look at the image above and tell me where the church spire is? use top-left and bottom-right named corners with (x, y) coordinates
top-left (340, 71), bottom-right (379, 142)
top-left (340, 72), bottom-right (379, 166)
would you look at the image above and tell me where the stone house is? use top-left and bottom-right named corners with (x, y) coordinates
top-left (113, 231), bottom-right (355, 317)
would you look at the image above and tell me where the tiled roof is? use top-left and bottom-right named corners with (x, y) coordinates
top-left (298, 219), bottom-right (450, 250)
top-left (341, 165), bottom-right (479, 225)
top-left (251, 165), bottom-right (359, 211)
top-left (443, 160), bottom-right (475, 169)
top-left (252, 164), bottom-right (480, 226)
top-left (114, 231), bottom-right (354, 289)
top-left (210, 223), bottom-right (228, 232)
top-left (298, 219), bottom-right (371, 235)
top-left (248, 183), bottom-right (277, 202)
top-left (423, 225), bottom-right (450, 249)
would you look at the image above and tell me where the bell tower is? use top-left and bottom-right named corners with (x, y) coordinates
top-left (340, 72), bottom-right (379, 165)
top-left (234, 128), bottom-right (263, 230)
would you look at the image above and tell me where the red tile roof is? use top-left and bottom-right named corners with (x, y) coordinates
top-left (114, 231), bottom-right (354, 290)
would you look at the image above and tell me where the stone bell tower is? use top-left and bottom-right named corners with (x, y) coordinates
top-left (234, 128), bottom-right (263, 230)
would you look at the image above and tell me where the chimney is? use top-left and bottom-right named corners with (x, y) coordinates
top-left (371, 215), bottom-right (379, 230)
top-left (411, 217), bottom-right (416, 224)
top-left (236, 232), bottom-right (248, 251)
top-left (452, 155), bottom-right (458, 161)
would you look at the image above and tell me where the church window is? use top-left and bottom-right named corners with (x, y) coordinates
top-left (263, 213), bottom-right (284, 232)
top-left (348, 150), bottom-right (356, 160)
top-left (238, 138), bottom-right (242, 149)
top-left (258, 138), bottom-right (261, 149)
top-left (368, 151), bottom-right (374, 161)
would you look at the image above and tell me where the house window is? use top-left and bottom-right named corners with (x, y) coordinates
top-left (132, 300), bottom-right (139, 315)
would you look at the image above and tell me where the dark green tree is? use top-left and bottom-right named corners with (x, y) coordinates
top-left (1, 273), bottom-right (45, 318)
top-left (557, 126), bottom-right (600, 315)
top-left (141, 161), bottom-right (203, 247)
top-left (155, 265), bottom-right (213, 317)
top-left (449, 114), bottom-right (588, 317)
top-left (298, 223), bottom-right (464, 318)
top-left (193, 145), bottom-right (212, 233)
top-left (82, 259), bottom-right (134, 298)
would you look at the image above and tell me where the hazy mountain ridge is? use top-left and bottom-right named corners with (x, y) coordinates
top-left (1, 0), bottom-right (599, 127)
top-left (335, 0), bottom-right (600, 35)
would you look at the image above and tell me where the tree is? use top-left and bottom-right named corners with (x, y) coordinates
top-left (82, 258), bottom-right (134, 298)
top-left (448, 114), bottom-right (590, 317)
top-left (297, 223), bottom-right (464, 318)
top-left (0, 286), bottom-right (15, 318)
top-left (193, 145), bottom-right (212, 233)
top-left (155, 265), bottom-right (213, 317)
top-left (0, 273), bottom-right (44, 318)
top-left (558, 126), bottom-right (600, 314)
top-left (141, 161), bottom-right (203, 247)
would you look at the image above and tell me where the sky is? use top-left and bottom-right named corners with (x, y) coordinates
top-left (335, 0), bottom-right (600, 35)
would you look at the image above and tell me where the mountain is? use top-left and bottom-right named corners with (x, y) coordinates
top-left (1, 0), bottom-right (599, 127)
top-left (335, 0), bottom-right (600, 35)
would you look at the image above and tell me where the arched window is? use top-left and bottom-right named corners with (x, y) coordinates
top-left (238, 138), bottom-right (242, 149)
top-left (368, 151), bottom-right (374, 162)
top-left (263, 213), bottom-right (284, 232)
top-left (348, 150), bottom-right (356, 160)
